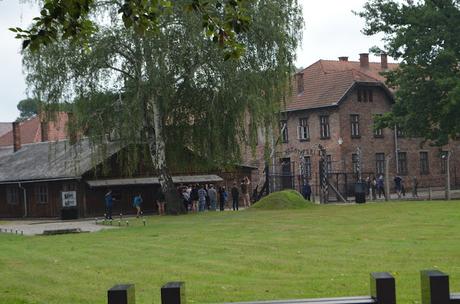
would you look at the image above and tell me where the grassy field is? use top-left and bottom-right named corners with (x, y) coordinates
top-left (1, 200), bottom-right (460, 304)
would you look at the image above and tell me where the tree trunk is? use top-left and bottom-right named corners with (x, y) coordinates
top-left (148, 96), bottom-right (185, 215)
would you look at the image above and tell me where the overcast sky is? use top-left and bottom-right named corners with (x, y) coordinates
top-left (0, 0), bottom-right (393, 122)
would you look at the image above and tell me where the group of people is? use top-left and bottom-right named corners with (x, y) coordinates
top-left (364, 175), bottom-right (419, 200)
top-left (104, 189), bottom-right (165, 220)
top-left (180, 176), bottom-right (252, 212)
top-left (103, 176), bottom-right (253, 218)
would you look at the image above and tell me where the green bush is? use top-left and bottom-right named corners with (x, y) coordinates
top-left (250, 189), bottom-right (314, 210)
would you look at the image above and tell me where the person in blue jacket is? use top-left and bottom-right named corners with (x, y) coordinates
top-left (133, 194), bottom-right (143, 218)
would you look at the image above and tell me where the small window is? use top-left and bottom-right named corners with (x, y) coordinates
top-left (350, 114), bottom-right (360, 138)
top-left (297, 118), bottom-right (309, 141)
top-left (280, 120), bottom-right (288, 143)
top-left (420, 152), bottom-right (429, 175)
top-left (326, 155), bottom-right (332, 173)
top-left (398, 152), bottom-right (408, 175)
top-left (297, 73), bottom-right (304, 95)
top-left (375, 153), bottom-right (385, 175)
top-left (302, 156), bottom-right (312, 178)
top-left (373, 114), bottom-right (383, 138)
top-left (357, 88), bottom-right (373, 102)
top-left (352, 153), bottom-right (359, 174)
top-left (6, 187), bottom-right (19, 205)
top-left (36, 184), bottom-right (48, 204)
top-left (319, 115), bottom-right (330, 139)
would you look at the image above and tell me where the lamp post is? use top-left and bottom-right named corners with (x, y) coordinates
top-left (442, 152), bottom-right (451, 200)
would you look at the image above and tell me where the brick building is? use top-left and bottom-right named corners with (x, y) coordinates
top-left (0, 113), bottom-right (69, 147)
top-left (0, 118), bottom-right (253, 218)
top-left (244, 53), bottom-right (460, 197)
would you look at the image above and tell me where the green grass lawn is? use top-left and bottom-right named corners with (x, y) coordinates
top-left (1, 201), bottom-right (460, 304)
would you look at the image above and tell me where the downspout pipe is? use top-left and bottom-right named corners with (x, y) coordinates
top-left (18, 182), bottom-right (27, 217)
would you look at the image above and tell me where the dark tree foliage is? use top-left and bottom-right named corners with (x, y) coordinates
top-left (11, 0), bottom-right (250, 59)
top-left (16, 98), bottom-right (39, 121)
top-left (358, 0), bottom-right (460, 145)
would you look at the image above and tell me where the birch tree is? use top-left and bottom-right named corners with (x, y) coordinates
top-left (23, 0), bottom-right (303, 213)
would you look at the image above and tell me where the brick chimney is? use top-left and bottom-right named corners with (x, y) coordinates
top-left (338, 56), bottom-right (348, 62)
top-left (381, 53), bottom-right (388, 69)
top-left (40, 121), bottom-right (49, 142)
top-left (359, 53), bottom-right (369, 68)
top-left (67, 112), bottom-right (77, 145)
top-left (12, 121), bottom-right (21, 152)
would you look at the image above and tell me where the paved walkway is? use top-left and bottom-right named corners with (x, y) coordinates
top-left (0, 219), bottom-right (117, 236)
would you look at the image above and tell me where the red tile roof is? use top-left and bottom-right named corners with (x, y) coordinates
top-left (0, 113), bottom-right (69, 147)
top-left (0, 123), bottom-right (12, 137)
top-left (285, 59), bottom-right (399, 112)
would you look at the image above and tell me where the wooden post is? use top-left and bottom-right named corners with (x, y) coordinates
top-left (370, 272), bottom-right (396, 304)
top-left (161, 282), bottom-right (185, 304)
top-left (108, 284), bottom-right (135, 304)
top-left (420, 270), bottom-right (450, 304)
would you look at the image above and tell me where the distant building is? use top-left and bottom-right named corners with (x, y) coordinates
top-left (244, 53), bottom-right (460, 195)
top-left (0, 115), bottom-right (253, 218)
top-left (0, 113), bottom-right (69, 147)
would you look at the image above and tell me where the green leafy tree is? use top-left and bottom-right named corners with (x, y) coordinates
top-left (357, 0), bottom-right (460, 145)
top-left (16, 98), bottom-right (39, 121)
top-left (23, 0), bottom-right (303, 214)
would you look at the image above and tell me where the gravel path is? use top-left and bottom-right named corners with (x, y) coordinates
top-left (0, 219), bottom-right (117, 236)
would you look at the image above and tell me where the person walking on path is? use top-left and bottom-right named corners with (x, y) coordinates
top-left (240, 176), bottom-right (251, 208)
top-left (371, 177), bottom-right (377, 200)
top-left (181, 186), bottom-right (191, 212)
top-left (302, 182), bottom-right (312, 201)
top-left (104, 190), bottom-right (114, 220)
top-left (377, 175), bottom-right (385, 199)
top-left (198, 185), bottom-right (207, 212)
top-left (156, 189), bottom-right (166, 215)
top-left (394, 175), bottom-right (402, 198)
top-left (218, 186), bottom-right (228, 211)
top-left (412, 176), bottom-right (419, 198)
top-left (133, 193), bottom-right (143, 218)
top-left (231, 182), bottom-right (239, 211)
top-left (365, 176), bottom-right (371, 198)
top-left (208, 184), bottom-right (218, 211)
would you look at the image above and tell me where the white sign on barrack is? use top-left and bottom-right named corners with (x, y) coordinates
top-left (62, 191), bottom-right (77, 207)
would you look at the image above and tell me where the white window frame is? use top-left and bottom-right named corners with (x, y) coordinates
top-left (297, 118), bottom-right (309, 141)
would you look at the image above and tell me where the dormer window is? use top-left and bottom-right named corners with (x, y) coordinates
top-left (357, 88), bottom-right (373, 102)
top-left (297, 73), bottom-right (304, 95)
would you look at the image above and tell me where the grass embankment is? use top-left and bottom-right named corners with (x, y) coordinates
top-left (250, 189), bottom-right (313, 210)
top-left (1, 200), bottom-right (460, 304)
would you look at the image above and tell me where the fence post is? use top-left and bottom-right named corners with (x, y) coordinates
top-left (107, 284), bottom-right (135, 304)
top-left (370, 272), bottom-right (396, 304)
top-left (420, 270), bottom-right (450, 304)
top-left (161, 282), bottom-right (185, 304)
